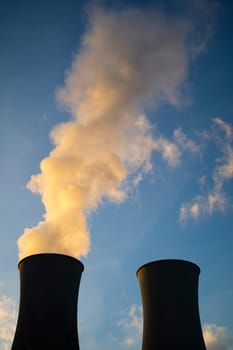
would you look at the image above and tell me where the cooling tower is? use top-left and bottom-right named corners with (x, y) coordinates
top-left (11, 253), bottom-right (84, 350)
top-left (137, 259), bottom-right (206, 350)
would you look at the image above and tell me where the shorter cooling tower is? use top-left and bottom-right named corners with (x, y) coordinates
top-left (11, 253), bottom-right (84, 350)
top-left (137, 259), bottom-right (206, 350)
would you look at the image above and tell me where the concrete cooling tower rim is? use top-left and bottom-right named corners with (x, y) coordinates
top-left (136, 259), bottom-right (200, 277)
top-left (18, 253), bottom-right (84, 271)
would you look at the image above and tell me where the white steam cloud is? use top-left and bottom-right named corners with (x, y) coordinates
top-left (18, 5), bottom-right (211, 259)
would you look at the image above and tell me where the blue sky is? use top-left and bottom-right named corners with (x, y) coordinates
top-left (0, 1), bottom-right (233, 349)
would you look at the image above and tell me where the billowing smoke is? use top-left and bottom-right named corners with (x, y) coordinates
top-left (18, 4), bottom-right (211, 260)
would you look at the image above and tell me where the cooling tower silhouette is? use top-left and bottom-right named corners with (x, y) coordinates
top-left (137, 259), bottom-right (207, 350)
top-left (11, 253), bottom-right (84, 350)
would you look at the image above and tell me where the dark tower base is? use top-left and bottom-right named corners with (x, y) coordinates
top-left (137, 259), bottom-right (206, 350)
top-left (11, 253), bottom-right (84, 350)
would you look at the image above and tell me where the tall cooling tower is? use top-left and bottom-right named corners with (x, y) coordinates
top-left (137, 259), bottom-right (206, 350)
top-left (11, 253), bottom-right (84, 350)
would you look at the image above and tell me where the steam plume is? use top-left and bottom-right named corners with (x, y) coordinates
top-left (18, 5), bottom-right (210, 260)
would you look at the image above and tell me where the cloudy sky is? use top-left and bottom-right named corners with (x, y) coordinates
top-left (0, 0), bottom-right (233, 349)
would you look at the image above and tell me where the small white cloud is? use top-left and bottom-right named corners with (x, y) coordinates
top-left (153, 128), bottom-right (200, 171)
top-left (203, 324), bottom-right (233, 350)
top-left (180, 191), bottom-right (226, 223)
top-left (118, 304), bottom-right (143, 347)
top-left (190, 202), bottom-right (200, 218)
top-left (173, 128), bottom-right (200, 154)
top-left (0, 292), bottom-right (17, 350)
top-left (123, 336), bottom-right (135, 347)
top-left (208, 192), bottom-right (226, 213)
top-left (180, 118), bottom-right (233, 223)
top-left (217, 147), bottom-right (233, 180)
top-left (180, 197), bottom-right (202, 223)
top-left (128, 304), bottom-right (143, 336)
top-left (153, 136), bottom-right (181, 168)
top-left (213, 118), bottom-right (233, 141)
top-left (198, 175), bottom-right (207, 186)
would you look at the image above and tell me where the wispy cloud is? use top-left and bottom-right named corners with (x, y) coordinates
top-left (0, 287), bottom-right (17, 350)
top-left (118, 304), bottom-right (143, 347)
top-left (180, 118), bottom-right (233, 223)
top-left (152, 127), bottom-right (200, 168)
top-left (153, 135), bottom-right (181, 168)
top-left (203, 324), bottom-right (233, 350)
top-left (173, 128), bottom-right (201, 154)
top-left (180, 192), bottom-right (226, 223)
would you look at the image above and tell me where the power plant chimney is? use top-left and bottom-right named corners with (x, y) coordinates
top-left (11, 253), bottom-right (84, 350)
top-left (137, 259), bottom-right (206, 350)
